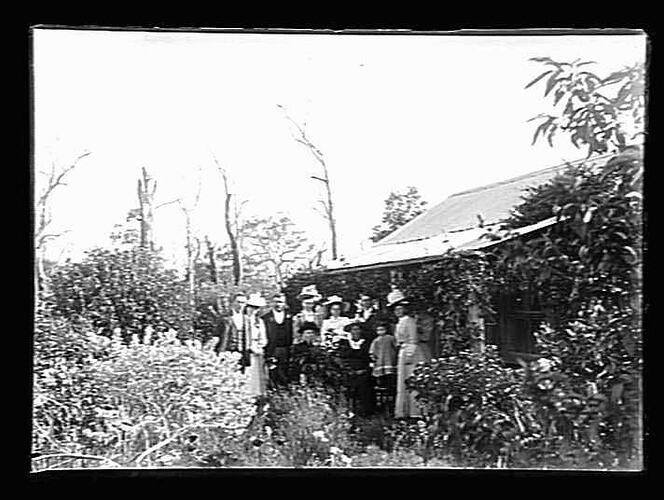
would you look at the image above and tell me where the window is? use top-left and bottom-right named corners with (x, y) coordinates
top-left (494, 290), bottom-right (543, 365)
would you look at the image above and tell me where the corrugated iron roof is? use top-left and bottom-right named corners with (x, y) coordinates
top-left (327, 217), bottom-right (559, 272)
top-left (377, 154), bottom-right (612, 246)
top-left (326, 152), bottom-right (616, 272)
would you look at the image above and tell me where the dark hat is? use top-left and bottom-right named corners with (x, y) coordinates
top-left (298, 321), bottom-right (320, 334)
top-left (374, 321), bottom-right (392, 331)
top-left (343, 321), bottom-right (365, 333)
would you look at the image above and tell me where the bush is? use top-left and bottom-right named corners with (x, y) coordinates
top-left (288, 343), bottom-right (349, 394)
top-left (32, 316), bottom-right (255, 469)
top-left (407, 346), bottom-right (534, 466)
top-left (45, 247), bottom-right (191, 342)
top-left (190, 385), bottom-right (358, 468)
top-left (33, 308), bottom-right (111, 457)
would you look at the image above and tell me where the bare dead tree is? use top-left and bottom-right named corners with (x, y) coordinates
top-left (137, 167), bottom-right (158, 251)
top-left (210, 154), bottom-right (246, 286)
top-left (177, 168), bottom-right (203, 309)
top-left (277, 104), bottom-right (338, 260)
top-left (35, 151), bottom-right (91, 291)
top-left (204, 235), bottom-right (219, 284)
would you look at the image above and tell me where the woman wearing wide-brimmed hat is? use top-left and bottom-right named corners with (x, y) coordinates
top-left (245, 293), bottom-right (269, 398)
top-left (388, 288), bottom-right (432, 419)
top-left (320, 295), bottom-right (351, 344)
top-left (292, 285), bottom-right (324, 340)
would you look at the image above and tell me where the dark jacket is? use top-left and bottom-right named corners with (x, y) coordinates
top-left (262, 310), bottom-right (293, 359)
top-left (214, 313), bottom-right (249, 367)
top-left (355, 308), bottom-right (387, 342)
top-left (338, 337), bottom-right (372, 374)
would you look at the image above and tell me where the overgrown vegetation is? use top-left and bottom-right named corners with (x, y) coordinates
top-left (33, 310), bottom-right (255, 469)
top-left (33, 57), bottom-right (644, 470)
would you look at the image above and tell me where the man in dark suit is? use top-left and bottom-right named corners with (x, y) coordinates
top-left (213, 292), bottom-right (250, 371)
top-left (355, 293), bottom-right (382, 342)
top-left (262, 293), bottom-right (293, 388)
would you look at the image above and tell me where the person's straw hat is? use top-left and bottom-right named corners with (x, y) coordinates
top-left (386, 289), bottom-right (409, 308)
top-left (246, 293), bottom-right (267, 308)
top-left (298, 285), bottom-right (322, 301)
top-left (323, 295), bottom-right (344, 306)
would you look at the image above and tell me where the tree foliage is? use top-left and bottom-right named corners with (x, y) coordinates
top-left (45, 247), bottom-right (191, 342)
top-left (242, 214), bottom-right (314, 290)
top-left (526, 57), bottom-right (645, 156)
top-left (371, 186), bottom-right (428, 243)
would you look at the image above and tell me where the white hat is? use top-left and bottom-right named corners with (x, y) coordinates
top-left (298, 284), bottom-right (322, 301)
top-left (246, 293), bottom-right (267, 308)
top-left (386, 289), bottom-right (409, 307)
top-left (323, 295), bottom-right (344, 306)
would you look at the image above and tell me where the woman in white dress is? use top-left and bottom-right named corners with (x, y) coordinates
top-left (292, 285), bottom-right (324, 342)
top-left (245, 293), bottom-right (269, 398)
top-left (320, 295), bottom-right (351, 345)
top-left (389, 289), bottom-right (432, 419)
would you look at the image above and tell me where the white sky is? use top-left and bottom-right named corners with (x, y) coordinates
top-left (33, 29), bottom-right (646, 267)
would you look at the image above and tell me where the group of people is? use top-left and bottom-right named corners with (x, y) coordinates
top-left (212, 285), bottom-right (433, 419)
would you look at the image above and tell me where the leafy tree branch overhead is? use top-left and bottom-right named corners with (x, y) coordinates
top-left (526, 57), bottom-right (645, 156)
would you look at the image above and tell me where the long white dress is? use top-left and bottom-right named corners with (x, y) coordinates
top-left (395, 315), bottom-right (432, 418)
top-left (246, 314), bottom-right (269, 397)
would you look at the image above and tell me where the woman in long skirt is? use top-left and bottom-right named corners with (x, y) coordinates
top-left (245, 293), bottom-right (269, 398)
top-left (389, 289), bottom-right (432, 419)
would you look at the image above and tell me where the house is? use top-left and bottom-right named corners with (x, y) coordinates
top-left (324, 153), bottom-right (614, 364)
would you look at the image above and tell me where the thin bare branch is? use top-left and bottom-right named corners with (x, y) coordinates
top-left (37, 151), bottom-right (91, 208)
top-left (155, 199), bottom-right (181, 210)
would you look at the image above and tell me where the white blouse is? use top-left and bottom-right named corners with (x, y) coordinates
top-left (321, 316), bottom-right (351, 342)
top-left (247, 315), bottom-right (267, 355)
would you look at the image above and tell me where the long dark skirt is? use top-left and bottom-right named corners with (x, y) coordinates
top-left (346, 372), bottom-right (375, 417)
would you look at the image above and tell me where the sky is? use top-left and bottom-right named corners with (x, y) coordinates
top-left (32, 29), bottom-right (647, 268)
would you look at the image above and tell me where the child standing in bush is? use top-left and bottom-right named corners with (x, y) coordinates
top-left (369, 322), bottom-right (397, 410)
top-left (339, 321), bottom-right (374, 418)
top-left (290, 321), bottom-right (319, 384)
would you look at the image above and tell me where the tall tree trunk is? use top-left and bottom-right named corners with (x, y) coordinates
top-left (183, 210), bottom-right (195, 309)
top-left (277, 105), bottom-right (338, 260)
top-left (137, 167), bottom-right (157, 251)
top-left (324, 174), bottom-right (338, 260)
top-left (212, 155), bottom-right (244, 286)
top-left (204, 236), bottom-right (218, 284)
top-left (224, 191), bottom-right (243, 285)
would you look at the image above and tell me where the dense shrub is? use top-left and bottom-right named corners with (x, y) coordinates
top-left (33, 308), bottom-right (111, 457)
top-left (45, 247), bottom-right (191, 342)
top-left (191, 386), bottom-right (357, 467)
top-left (32, 316), bottom-right (255, 469)
top-left (407, 346), bottom-right (534, 466)
top-left (288, 343), bottom-right (348, 394)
